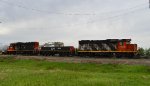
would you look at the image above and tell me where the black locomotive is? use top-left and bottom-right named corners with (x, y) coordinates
top-left (7, 42), bottom-right (39, 55)
top-left (78, 39), bottom-right (137, 57)
top-left (40, 46), bottom-right (75, 56)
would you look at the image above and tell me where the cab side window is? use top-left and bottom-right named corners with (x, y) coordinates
top-left (120, 42), bottom-right (124, 46)
top-left (126, 42), bottom-right (130, 44)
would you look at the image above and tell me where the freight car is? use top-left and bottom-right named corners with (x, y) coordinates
top-left (78, 39), bottom-right (137, 58)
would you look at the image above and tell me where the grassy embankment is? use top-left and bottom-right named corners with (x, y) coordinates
top-left (0, 56), bottom-right (150, 86)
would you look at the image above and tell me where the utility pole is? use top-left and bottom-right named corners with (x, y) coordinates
top-left (149, 0), bottom-right (150, 8)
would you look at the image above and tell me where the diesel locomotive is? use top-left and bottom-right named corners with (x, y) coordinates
top-left (5, 39), bottom-right (137, 58)
top-left (78, 39), bottom-right (137, 57)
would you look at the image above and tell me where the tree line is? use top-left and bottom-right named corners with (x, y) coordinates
top-left (138, 48), bottom-right (150, 58)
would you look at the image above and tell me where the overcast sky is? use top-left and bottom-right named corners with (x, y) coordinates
top-left (0, 0), bottom-right (149, 48)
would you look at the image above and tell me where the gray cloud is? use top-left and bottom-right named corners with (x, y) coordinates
top-left (0, 0), bottom-right (149, 48)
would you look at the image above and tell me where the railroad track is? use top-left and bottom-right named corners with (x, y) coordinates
top-left (0, 55), bottom-right (150, 65)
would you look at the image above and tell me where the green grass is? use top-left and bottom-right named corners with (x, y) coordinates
top-left (0, 57), bottom-right (150, 86)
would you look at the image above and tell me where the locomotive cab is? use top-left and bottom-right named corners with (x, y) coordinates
top-left (116, 39), bottom-right (137, 57)
top-left (117, 39), bottom-right (137, 52)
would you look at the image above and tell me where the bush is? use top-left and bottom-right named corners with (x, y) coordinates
top-left (138, 48), bottom-right (145, 56)
top-left (138, 48), bottom-right (150, 59)
top-left (145, 48), bottom-right (150, 58)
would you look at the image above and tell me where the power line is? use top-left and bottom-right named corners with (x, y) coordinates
top-left (0, 0), bottom-right (148, 28)
top-left (87, 6), bottom-right (148, 24)
top-left (95, 3), bottom-right (147, 16)
top-left (0, 0), bottom-right (96, 15)
top-left (0, 0), bottom-right (148, 16)
top-left (60, 6), bottom-right (148, 29)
